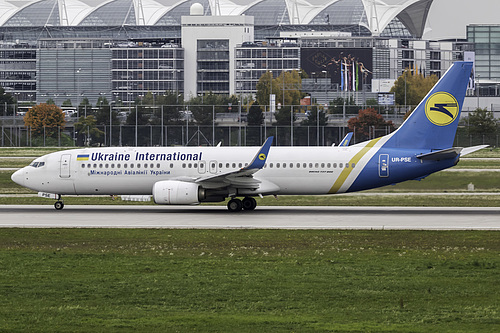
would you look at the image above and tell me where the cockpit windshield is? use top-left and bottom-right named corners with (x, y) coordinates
top-left (29, 161), bottom-right (45, 168)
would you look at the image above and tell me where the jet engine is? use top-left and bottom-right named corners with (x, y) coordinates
top-left (152, 180), bottom-right (205, 205)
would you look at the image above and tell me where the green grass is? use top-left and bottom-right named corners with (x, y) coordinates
top-left (0, 229), bottom-right (498, 332)
top-left (455, 159), bottom-right (500, 169)
top-left (466, 147), bottom-right (500, 158)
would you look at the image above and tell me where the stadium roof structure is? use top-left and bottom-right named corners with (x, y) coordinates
top-left (0, 0), bottom-right (433, 38)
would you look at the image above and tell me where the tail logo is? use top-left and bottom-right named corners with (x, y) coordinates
top-left (425, 92), bottom-right (459, 126)
top-left (258, 153), bottom-right (266, 160)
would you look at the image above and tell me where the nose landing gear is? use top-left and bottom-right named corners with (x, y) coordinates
top-left (54, 200), bottom-right (64, 210)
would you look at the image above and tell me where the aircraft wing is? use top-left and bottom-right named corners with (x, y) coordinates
top-left (194, 136), bottom-right (274, 190)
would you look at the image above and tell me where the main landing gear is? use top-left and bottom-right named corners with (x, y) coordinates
top-left (54, 195), bottom-right (64, 210)
top-left (227, 197), bottom-right (257, 212)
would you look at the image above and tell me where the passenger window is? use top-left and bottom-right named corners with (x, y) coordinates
top-left (277, 163), bottom-right (280, 168)
top-left (226, 163), bottom-right (230, 168)
top-left (188, 163), bottom-right (192, 168)
top-left (170, 163), bottom-right (174, 168)
top-left (87, 164), bottom-right (91, 168)
top-left (270, 163), bottom-right (273, 168)
top-left (81, 164), bottom-right (85, 168)
top-left (111, 164), bottom-right (115, 168)
top-left (157, 163), bottom-right (160, 168)
top-left (99, 164), bottom-right (103, 168)
top-left (346, 163), bottom-right (349, 168)
top-left (182, 163), bottom-right (186, 168)
top-left (296, 163), bottom-right (300, 168)
top-left (352, 163), bottom-right (355, 168)
top-left (282, 163), bottom-right (286, 168)
top-left (321, 163), bottom-right (325, 168)
top-left (309, 163), bottom-right (313, 168)
top-left (315, 163), bottom-right (319, 168)
top-left (303, 163), bottom-right (306, 168)
top-left (238, 163), bottom-right (242, 168)
top-left (339, 163), bottom-right (343, 168)
top-left (94, 164), bottom-right (97, 168)
top-left (130, 163), bottom-right (134, 168)
top-left (333, 163), bottom-right (337, 168)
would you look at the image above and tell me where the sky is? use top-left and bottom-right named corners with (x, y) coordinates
top-left (423, 0), bottom-right (500, 40)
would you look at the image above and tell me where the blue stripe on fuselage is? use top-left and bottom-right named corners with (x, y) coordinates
top-left (347, 148), bottom-right (458, 192)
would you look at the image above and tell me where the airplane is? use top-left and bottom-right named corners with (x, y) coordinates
top-left (11, 61), bottom-right (487, 212)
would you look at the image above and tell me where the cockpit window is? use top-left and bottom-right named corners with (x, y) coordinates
top-left (29, 161), bottom-right (45, 168)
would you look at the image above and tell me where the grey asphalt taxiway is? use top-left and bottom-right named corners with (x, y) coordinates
top-left (0, 205), bottom-right (499, 230)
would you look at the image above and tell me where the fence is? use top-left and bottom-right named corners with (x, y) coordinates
top-left (1, 103), bottom-right (499, 147)
top-left (1, 123), bottom-right (499, 148)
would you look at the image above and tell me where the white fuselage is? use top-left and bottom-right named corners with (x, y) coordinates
top-left (12, 144), bottom-right (383, 197)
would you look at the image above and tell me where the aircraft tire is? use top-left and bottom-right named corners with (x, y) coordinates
top-left (227, 198), bottom-right (242, 212)
top-left (242, 197), bottom-right (257, 211)
top-left (54, 201), bottom-right (64, 210)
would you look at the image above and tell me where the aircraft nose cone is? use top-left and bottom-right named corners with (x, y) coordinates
top-left (11, 168), bottom-right (25, 187)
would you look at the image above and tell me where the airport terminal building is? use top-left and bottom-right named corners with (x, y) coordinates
top-left (0, 0), bottom-right (497, 107)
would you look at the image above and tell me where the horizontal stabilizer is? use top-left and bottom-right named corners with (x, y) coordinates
top-left (460, 145), bottom-right (489, 156)
top-left (416, 148), bottom-right (462, 161)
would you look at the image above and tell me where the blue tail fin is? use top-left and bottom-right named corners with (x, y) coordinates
top-left (384, 61), bottom-right (473, 150)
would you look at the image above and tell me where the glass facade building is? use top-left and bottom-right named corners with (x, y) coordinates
top-left (112, 46), bottom-right (184, 102)
top-left (235, 44), bottom-right (300, 94)
top-left (468, 25), bottom-right (500, 82)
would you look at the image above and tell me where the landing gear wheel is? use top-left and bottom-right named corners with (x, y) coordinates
top-left (54, 201), bottom-right (64, 210)
top-left (242, 197), bottom-right (257, 211)
top-left (227, 198), bottom-right (242, 212)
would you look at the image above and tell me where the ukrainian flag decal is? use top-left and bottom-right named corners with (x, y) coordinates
top-left (77, 154), bottom-right (89, 161)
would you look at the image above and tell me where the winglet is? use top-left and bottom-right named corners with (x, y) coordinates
top-left (243, 136), bottom-right (274, 170)
top-left (339, 132), bottom-right (353, 147)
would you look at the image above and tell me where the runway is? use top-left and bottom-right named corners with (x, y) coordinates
top-left (0, 205), bottom-right (499, 230)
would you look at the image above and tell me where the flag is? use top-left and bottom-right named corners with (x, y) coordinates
top-left (340, 62), bottom-right (344, 91)
top-left (352, 61), bottom-right (356, 91)
top-left (356, 62), bottom-right (359, 91)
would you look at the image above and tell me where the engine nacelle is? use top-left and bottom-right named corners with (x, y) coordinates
top-left (152, 180), bottom-right (204, 205)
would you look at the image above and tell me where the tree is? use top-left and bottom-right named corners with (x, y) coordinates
top-left (74, 115), bottom-right (103, 146)
top-left (0, 86), bottom-right (16, 116)
top-left (153, 91), bottom-right (183, 125)
top-left (247, 101), bottom-right (263, 126)
top-left (302, 105), bottom-right (328, 126)
top-left (390, 70), bottom-right (438, 106)
top-left (328, 96), bottom-right (357, 115)
top-left (347, 107), bottom-right (394, 142)
top-left (466, 108), bottom-right (497, 135)
top-left (94, 96), bottom-right (118, 126)
top-left (24, 103), bottom-right (66, 138)
top-left (256, 70), bottom-right (303, 111)
top-left (62, 99), bottom-right (73, 107)
top-left (78, 97), bottom-right (92, 116)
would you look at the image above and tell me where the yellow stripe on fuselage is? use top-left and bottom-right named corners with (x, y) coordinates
top-left (329, 137), bottom-right (382, 194)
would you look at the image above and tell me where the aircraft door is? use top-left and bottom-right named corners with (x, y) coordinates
top-left (378, 154), bottom-right (389, 178)
top-left (209, 160), bottom-right (218, 174)
top-left (60, 154), bottom-right (71, 178)
top-left (198, 160), bottom-right (206, 174)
